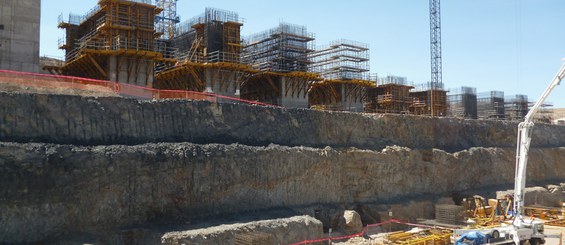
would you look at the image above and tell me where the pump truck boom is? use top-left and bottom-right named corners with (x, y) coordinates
top-left (508, 59), bottom-right (565, 244)
top-left (454, 60), bottom-right (565, 245)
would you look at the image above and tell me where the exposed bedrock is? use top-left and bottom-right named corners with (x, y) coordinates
top-left (1, 92), bottom-right (565, 151)
top-left (1, 142), bottom-right (565, 242)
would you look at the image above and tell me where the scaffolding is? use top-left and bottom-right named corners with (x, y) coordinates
top-left (239, 22), bottom-right (320, 107)
top-left (308, 39), bottom-right (374, 111)
top-left (477, 91), bottom-right (505, 120)
top-left (410, 82), bottom-right (447, 116)
top-left (53, 0), bottom-right (175, 86)
top-left (309, 39), bottom-right (370, 80)
top-left (243, 22), bottom-right (314, 72)
top-left (504, 94), bottom-right (529, 121)
top-left (447, 86), bottom-right (477, 119)
top-left (364, 76), bottom-right (414, 114)
top-left (154, 8), bottom-right (251, 96)
top-left (533, 102), bottom-right (554, 124)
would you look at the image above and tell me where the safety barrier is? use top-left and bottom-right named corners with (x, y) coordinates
top-left (291, 219), bottom-right (453, 245)
top-left (0, 69), bottom-right (276, 107)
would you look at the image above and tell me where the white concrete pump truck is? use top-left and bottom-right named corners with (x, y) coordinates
top-left (454, 59), bottom-right (565, 245)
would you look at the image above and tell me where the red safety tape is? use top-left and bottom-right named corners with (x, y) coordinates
top-left (290, 232), bottom-right (364, 245)
top-left (366, 219), bottom-right (395, 228)
top-left (390, 218), bottom-right (455, 230)
top-left (159, 88), bottom-right (279, 107)
top-left (291, 218), bottom-right (454, 245)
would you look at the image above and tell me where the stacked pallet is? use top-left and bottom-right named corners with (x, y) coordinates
top-left (436, 204), bottom-right (464, 225)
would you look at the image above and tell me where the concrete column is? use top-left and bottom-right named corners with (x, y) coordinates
top-left (0, 0), bottom-right (40, 73)
top-left (108, 56), bottom-right (118, 82)
top-left (204, 69), bottom-right (214, 93)
top-left (280, 77), bottom-right (308, 108)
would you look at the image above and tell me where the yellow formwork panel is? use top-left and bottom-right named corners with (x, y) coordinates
top-left (390, 232), bottom-right (451, 245)
top-left (546, 219), bottom-right (565, 227)
top-left (83, 49), bottom-right (165, 60)
top-left (315, 79), bottom-right (376, 88)
top-left (262, 71), bottom-right (322, 81)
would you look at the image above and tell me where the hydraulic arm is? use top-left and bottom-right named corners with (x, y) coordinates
top-left (513, 60), bottom-right (565, 227)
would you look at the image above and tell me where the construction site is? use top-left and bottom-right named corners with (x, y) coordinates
top-left (1, 0), bottom-right (565, 244)
top-left (31, 0), bottom-right (563, 122)
top-left (37, 0), bottom-right (466, 116)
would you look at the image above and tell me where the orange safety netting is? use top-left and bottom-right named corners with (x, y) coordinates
top-left (0, 69), bottom-right (275, 107)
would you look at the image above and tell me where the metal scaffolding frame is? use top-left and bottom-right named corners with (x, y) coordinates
top-left (363, 76), bottom-right (414, 114)
top-left (447, 86), bottom-right (477, 119)
top-left (309, 39), bottom-right (370, 80)
top-left (243, 22), bottom-right (315, 73)
top-left (308, 39), bottom-right (374, 111)
top-left (477, 91), bottom-right (505, 120)
top-left (237, 22), bottom-right (320, 106)
top-left (53, 0), bottom-right (175, 86)
top-left (533, 102), bottom-right (554, 124)
top-left (504, 94), bottom-right (529, 121)
top-left (410, 81), bottom-right (447, 116)
top-left (155, 8), bottom-right (250, 95)
top-left (155, 11), bottom-right (323, 106)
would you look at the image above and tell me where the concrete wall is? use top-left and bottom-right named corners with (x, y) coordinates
top-left (2, 92), bottom-right (565, 152)
top-left (341, 84), bottom-right (364, 112)
top-left (204, 68), bottom-right (241, 98)
top-left (108, 57), bottom-right (154, 87)
top-left (0, 0), bottom-right (40, 73)
top-left (280, 77), bottom-right (309, 108)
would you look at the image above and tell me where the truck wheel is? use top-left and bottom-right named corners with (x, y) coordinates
top-left (529, 238), bottom-right (541, 245)
top-left (491, 230), bottom-right (500, 239)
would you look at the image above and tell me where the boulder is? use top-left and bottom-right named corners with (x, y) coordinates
top-left (338, 210), bottom-right (363, 235)
top-left (497, 187), bottom-right (563, 207)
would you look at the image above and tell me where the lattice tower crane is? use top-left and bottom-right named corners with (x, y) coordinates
top-left (429, 0), bottom-right (443, 116)
top-left (155, 0), bottom-right (180, 39)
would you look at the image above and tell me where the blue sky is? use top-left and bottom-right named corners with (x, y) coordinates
top-left (40, 0), bottom-right (565, 107)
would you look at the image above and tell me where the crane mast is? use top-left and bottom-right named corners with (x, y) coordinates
top-left (513, 61), bottom-right (565, 228)
top-left (429, 0), bottom-right (442, 116)
top-left (155, 0), bottom-right (180, 39)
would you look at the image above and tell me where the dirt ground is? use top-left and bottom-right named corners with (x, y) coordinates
top-left (544, 225), bottom-right (565, 245)
top-left (329, 225), bottom-right (565, 244)
top-left (0, 81), bottom-right (117, 97)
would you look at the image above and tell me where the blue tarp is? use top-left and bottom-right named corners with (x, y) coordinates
top-left (455, 231), bottom-right (488, 245)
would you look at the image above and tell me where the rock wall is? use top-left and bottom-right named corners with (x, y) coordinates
top-left (161, 216), bottom-right (323, 245)
top-left (1, 92), bottom-right (565, 152)
top-left (2, 142), bottom-right (565, 242)
top-left (2, 92), bottom-right (565, 243)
